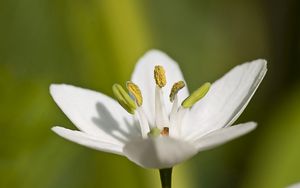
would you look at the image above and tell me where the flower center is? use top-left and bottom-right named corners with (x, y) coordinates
top-left (112, 65), bottom-right (211, 138)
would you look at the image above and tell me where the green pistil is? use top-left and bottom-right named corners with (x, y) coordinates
top-left (147, 127), bottom-right (161, 137)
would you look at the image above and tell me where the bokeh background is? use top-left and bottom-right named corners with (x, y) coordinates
top-left (1, 0), bottom-right (300, 187)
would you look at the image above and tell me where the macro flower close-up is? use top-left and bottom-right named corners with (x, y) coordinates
top-left (3, 1), bottom-right (300, 188)
top-left (50, 50), bottom-right (267, 187)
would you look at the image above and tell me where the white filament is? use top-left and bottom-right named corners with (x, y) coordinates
top-left (170, 95), bottom-right (179, 122)
top-left (136, 107), bottom-right (150, 138)
top-left (155, 86), bottom-right (170, 129)
top-left (169, 106), bottom-right (187, 138)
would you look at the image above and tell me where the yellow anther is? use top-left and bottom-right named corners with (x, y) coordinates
top-left (169, 81), bottom-right (185, 102)
top-left (154, 65), bottom-right (166, 88)
top-left (182, 82), bottom-right (211, 108)
top-left (112, 84), bottom-right (136, 114)
top-left (126, 81), bottom-right (143, 106)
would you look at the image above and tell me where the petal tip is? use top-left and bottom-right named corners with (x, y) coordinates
top-left (193, 122), bottom-right (258, 152)
top-left (51, 126), bottom-right (60, 131)
top-left (247, 121), bottom-right (258, 130)
top-left (141, 49), bottom-right (173, 64)
top-left (49, 84), bottom-right (57, 94)
top-left (49, 83), bottom-right (66, 96)
top-left (51, 126), bottom-right (65, 134)
top-left (251, 59), bottom-right (268, 70)
top-left (144, 49), bottom-right (166, 56)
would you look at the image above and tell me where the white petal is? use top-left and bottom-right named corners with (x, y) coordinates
top-left (287, 182), bottom-right (300, 188)
top-left (50, 84), bottom-right (139, 145)
top-left (131, 50), bottom-right (189, 125)
top-left (193, 122), bottom-right (256, 152)
top-left (183, 60), bottom-right (266, 139)
top-left (123, 137), bottom-right (197, 169)
top-left (52, 126), bottom-right (124, 155)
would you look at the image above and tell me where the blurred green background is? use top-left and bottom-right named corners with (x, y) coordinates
top-left (1, 0), bottom-right (300, 187)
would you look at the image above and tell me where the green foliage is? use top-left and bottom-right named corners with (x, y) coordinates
top-left (241, 86), bottom-right (300, 188)
top-left (0, 0), bottom-right (299, 188)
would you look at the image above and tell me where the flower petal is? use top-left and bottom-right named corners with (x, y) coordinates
top-left (287, 182), bottom-right (300, 188)
top-left (131, 50), bottom-right (189, 125)
top-left (50, 84), bottom-right (139, 145)
top-left (183, 60), bottom-right (266, 139)
top-left (193, 122), bottom-right (256, 152)
top-left (52, 126), bottom-right (124, 155)
top-left (123, 137), bottom-right (197, 169)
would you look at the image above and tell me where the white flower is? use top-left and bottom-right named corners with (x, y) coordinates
top-left (50, 50), bottom-right (267, 169)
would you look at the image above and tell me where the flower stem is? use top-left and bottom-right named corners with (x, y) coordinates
top-left (159, 168), bottom-right (173, 188)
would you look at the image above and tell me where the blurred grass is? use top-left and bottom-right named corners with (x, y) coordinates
top-left (1, 0), bottom-right (299, 188)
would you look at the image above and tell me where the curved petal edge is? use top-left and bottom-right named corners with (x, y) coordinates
top-left (184, 60), bottom-right (266, 138)
top-left (52, 126), bottom-right (124, 156)
top-left (193, 122), bottom-right (257, 152)
top-left (123, 137), bottom-right (197, 169)
top-left (50, 84), bottom-right (137, 144)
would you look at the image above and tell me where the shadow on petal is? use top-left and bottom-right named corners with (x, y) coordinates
top-left (92, 102), bottom-right (140, 144)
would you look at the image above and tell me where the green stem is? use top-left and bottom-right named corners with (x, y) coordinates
top-left (159, 168), bottom-right (173, 188)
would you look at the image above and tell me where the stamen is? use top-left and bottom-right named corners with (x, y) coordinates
top-left (112, 84), bottom-right (136, 114)
top-left (153, 65), bottom-right (170, 129)
top-left (126, 81), bottom-right (143, 107)
top-left (154, 65), bottom-right (166, 88)
top-left (169, 81), bottom-right (185, 126)
top-left (182, 82), bottom-right (211, 108)
top-left (169, 81), bottom-right (185, 102)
